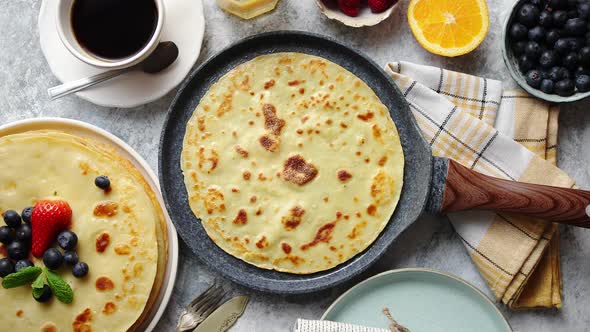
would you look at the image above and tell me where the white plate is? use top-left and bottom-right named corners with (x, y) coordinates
top-left (38, 0), bottom-right (205, 108)
top-left (0, 117), bottom-right (179, 332)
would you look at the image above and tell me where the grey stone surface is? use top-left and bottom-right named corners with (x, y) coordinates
top-left (0, 1), bottom-right (589, 331)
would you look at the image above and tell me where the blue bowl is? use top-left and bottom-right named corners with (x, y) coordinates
top-left (501, 0), bottom-right (590, 103)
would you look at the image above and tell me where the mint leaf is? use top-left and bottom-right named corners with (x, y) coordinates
top-left (32, 286), bottom-right (45, 300)
top-left (32, 270), bottom-right (45, 290)
top-left (45, 269), bottom-right (73, 304)
top-left (2, 267), bottom-right (42, 289)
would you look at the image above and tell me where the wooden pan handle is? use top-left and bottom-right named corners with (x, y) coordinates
top-left (438, 159), bottom-right (590, 228)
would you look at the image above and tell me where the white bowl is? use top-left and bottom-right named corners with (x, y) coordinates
top-left (0, 117), bottom-right (179, 332)
top-left (56, 0), bottom-right (165, 69)
top-left (315, 0), bottom-right (398, 28)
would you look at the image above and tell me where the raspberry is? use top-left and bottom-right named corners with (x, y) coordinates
top-left (368, 0), bottom-right (395, 13)
top-left (338, 0), bottom-right (361, 17)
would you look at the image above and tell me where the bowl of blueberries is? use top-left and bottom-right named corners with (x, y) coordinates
top-left (503, 0), bottom-right (590, 102)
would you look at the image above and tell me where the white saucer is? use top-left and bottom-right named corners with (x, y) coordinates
top-left (0, 118), bottom-right (179, 332)
top-left (38, 0), bottom-right (205, 108)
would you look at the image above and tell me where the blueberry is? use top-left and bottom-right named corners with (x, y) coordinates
top-left (575, 74), bottom-right (590, 92)
top-left (540, 50), bottom-right (558, 68)
top-left (549, 0), bottom-right (568, 9)
top-left (549, 66), bottom-right (571, 81)
top-left (43, 248), bottom-right (63, 270)
top-left (541, 79), bottom-right (556, 94)
top-left (563, 52), bottom-right (580, 69)
top-left (564, 18), bottom-right (587, 36)
top-left (72, 262), bottom-right (89, 278)
top-left (518, 4), bottom-right (540, 27)
top-left (63, 251), bottom-right (79, 266)
top-left (567, 9), bottom-right (578, 18)
top-left (553, 10), bottom-right (569, 27)
top-left (510, 23), bottom-right (529, 41)
top-left (539, 11), bottom-right (554, 27)
top-left (555, 79), bottom-right (576, 96)
top-left (34, 284), bottom-right (52, 303)
top-left (580, 46), bottom-right (590, 65)
top-left (0, 258), bottom-right (14, 278)
top-left (547, 30), bottom-right (562, 46)
top-left (519, 55), bottom-right (536, 72)
top-left (513, 41), bottom-right (528, 55)
top-left (95, 176), bottom-right (111, 190)
top-left (0, 226), bottom-right (14, 245)
top-left (555, 38), bottom-right (572, 53)
top-left (526, 70), bottom-right (544, 89)
top-left (579, 3), bottom-right (590, 19)
top-left (7, 241), bottom-right (28, 260)
top-left (57, 231), bottom-right (78, 251)
top-left (15, 224), bottom-right (31, 242)
top-left (3, 210), bottom-right (21, 228)
top-left (528, 26), bottom-right (546, 42)
top-left (574, 66), bottom-right (590, 78)
top-left (21, 207), bottom-right (33, 224)
top-left (525, 41), bottom-right (543, 59)
top-left (15, 259), bottom-right (34, 272)
top-left (567, 37), bottom-right (584, 51)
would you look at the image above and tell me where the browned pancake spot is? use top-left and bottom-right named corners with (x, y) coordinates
top-left (264, 79), bottom-right (275, 89)
top-left (378, 156), bottom-right (388, 166)
top-left (281, 155), bottom-right (318, 186)
top-left (259, 135), bottom-right (279, 152)
top-left (233, 209), bottom-right (248, 225)
top-left (93, 201), bottom-right (118, 217)
top-left (255, 236), bottom-right (268, 249)
top-left (102, 302), bottom-right (117, 315)
top-left (281, 243), bottom-right (292, 254)
top-left (337, 170), bottom-right (352, 182)
top-left (95, 233), bottom-right (110, 253)
top-left (96, 277), bottom-right (115, 291)
top-left (204, 188), bottom-right (226, 214)
top-left (16, 309), bottom-right (23, 317)
top-left (234, 145), bottom-right (249, 158)
top-left (198, 147), bottom-right (219, 173)
top-left (288, 80), bottom-right (300, 86)
top-left (262, 104), bottom-right (285, 136)
top-left (243, 171), bottom-right (251, 181)
top-left (73, 308), bottom-right (93, 332)
top-left (114, 244), bottom-right (131, 255)
top-left (367, 204), bottom-right (377, 216)
top-left (300, 223), bottom-right (336, 251)
top-left (356, 112), bottom-right (375, 121)
top-left (282, 206), bottom-right (305, 230)
top-left (250, 196), bottom-right (257, 203)
top-left (40, 322), bottom-right (57, 332)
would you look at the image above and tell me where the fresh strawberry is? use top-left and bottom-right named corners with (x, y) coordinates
top-left (368, 0), bottom-right (395, 13)
top-left (31, 199), bottom-right (72, 258)
top-left (322, 0), bottom-right (338, 9)
top-left (338, 0), bottom-right (361, 17)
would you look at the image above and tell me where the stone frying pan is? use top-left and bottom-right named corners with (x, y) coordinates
top-left (159, 31), bottom-right (590, 294)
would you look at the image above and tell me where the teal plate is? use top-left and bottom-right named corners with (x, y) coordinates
top-left (322, 269), bottom-right (512, 332)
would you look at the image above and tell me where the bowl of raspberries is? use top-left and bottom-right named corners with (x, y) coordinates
top-left (316, 0), bottom-right (399, 27)
top-left (503, 0), bottom-right (590, 102)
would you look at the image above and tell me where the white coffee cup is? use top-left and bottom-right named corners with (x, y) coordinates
top-left (56, 0), bottom-right (165, 70)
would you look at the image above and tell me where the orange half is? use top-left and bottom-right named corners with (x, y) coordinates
top-left (408, 0), bottom-right (490, 57)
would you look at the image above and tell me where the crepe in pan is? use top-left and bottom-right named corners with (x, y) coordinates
top-left (182, 52), bottom-right (404, 274)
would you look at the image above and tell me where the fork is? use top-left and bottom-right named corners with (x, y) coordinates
top-left (175, 283), bottom-right (228, 332)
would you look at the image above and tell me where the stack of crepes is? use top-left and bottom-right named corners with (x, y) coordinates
top-left (385, 61), bottom-right (573, 308)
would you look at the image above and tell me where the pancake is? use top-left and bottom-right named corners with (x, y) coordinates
top-left (0, 130), bottom-right (167, 331)
top-left (181, 52), bottom-right (404, 274)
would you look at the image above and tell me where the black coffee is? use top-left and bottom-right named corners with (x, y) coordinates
top-left (71, 0), bottom-right (158, 59)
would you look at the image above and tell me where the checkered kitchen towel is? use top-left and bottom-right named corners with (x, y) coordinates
top-left (385, 61), bottom-right (574, 309)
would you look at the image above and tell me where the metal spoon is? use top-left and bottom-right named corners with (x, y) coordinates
top-left (48, 41), bottom-right (179, 100)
